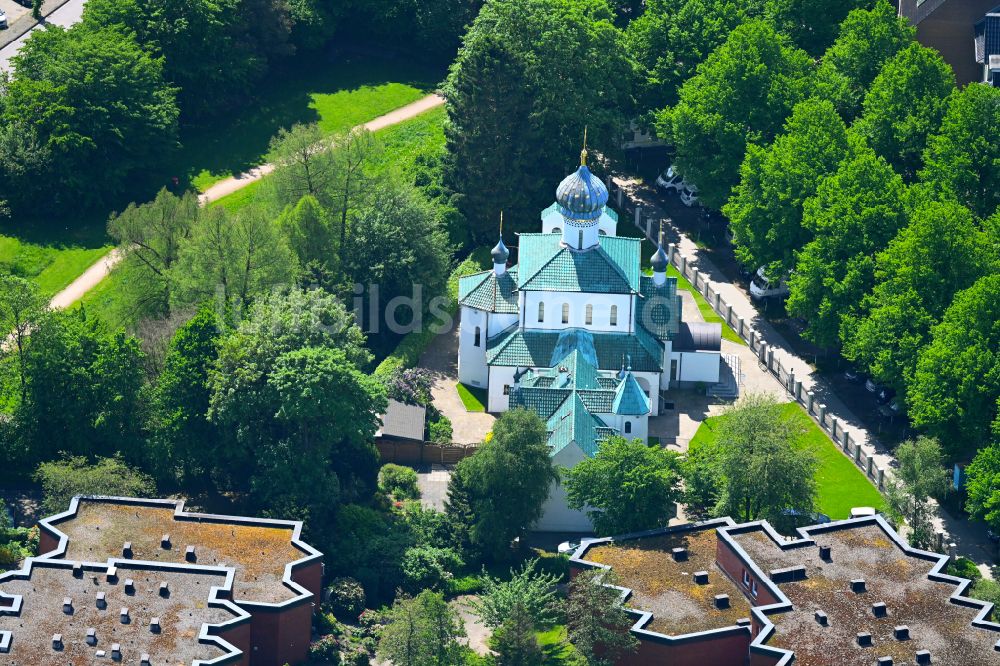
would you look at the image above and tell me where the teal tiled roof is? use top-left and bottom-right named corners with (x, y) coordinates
top-left (516, 234), bottom-right (641, 294)
top-left (458, 269), bottom-right (519, 313)
top-left (612, 371), bottom-right (651, 416)
top-left (487, 327), bottom-right (663, 373)
top-left (546, 393), bottom-right (612, 457)
top-left (637, 275), bottom-right (682, 341)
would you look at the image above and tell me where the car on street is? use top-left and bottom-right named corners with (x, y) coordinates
top-left (656, 165), bottom-right (685, 192)
top-left (0, 10), bottom-right (7, 29)
top-left (876, 386), bottom-right (896, 405)
top-left (680, 183), bottom-right (699, 207)
top-left (844, 367), bottom-right (866, 383)
top-left (864, 378), bottom-right (884, 394)
top-left (878, 399), bottom-right (904, 418)
top-left (749, 266), bottom-right (790, 301)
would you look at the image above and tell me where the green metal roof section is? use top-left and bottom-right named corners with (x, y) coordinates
top-left (546, 392), bottom-right (611, 458)
top-left (637, 275), bottom-right (682, 341)
top-left (486, 327), bottom-right (663, 373)
top-left (457, 269), bottom-right (519, 313)
top-left (516, 234), bottom-right (640, 294)
top-left (612, 370), bottom-right (651, 416)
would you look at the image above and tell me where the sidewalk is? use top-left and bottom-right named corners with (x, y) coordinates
top-left (614, 176), bottom-right (998, 574)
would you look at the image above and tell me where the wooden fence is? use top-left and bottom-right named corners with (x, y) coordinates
top-left (375, 439), bottom-right (477, 465)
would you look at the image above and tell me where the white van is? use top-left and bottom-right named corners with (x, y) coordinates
top-left (749, 266), bottom-right (789, 301)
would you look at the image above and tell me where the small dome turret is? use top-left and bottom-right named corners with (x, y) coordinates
top-left (491, 237), bottom-right (509, 265)
top-left (651, 244), bottom-right (669, 273)
top-left (556, 165), bottom-right (608, 222)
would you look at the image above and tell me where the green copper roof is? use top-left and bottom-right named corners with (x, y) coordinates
top-left (516, 234), bottom-right (640, 293)
top-left (546, 393), bottom-right (614, 458)
top-left (487, 327), bottom-right (663, 373)
top-left (637, 275), bottom-right (682, 341)
top-left (458, 269), bottom-right (519, 313)
top-left (612, 371), bottom-right (651, 416)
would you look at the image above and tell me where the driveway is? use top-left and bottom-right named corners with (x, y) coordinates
top-left (418, 326), bottom-right (495, 445)
top-left (0, 0), bottom-right (86, 72)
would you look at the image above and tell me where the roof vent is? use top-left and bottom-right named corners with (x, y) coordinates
top-left (86, 627), bottom-right (96, 645)
top-left (714, 594), bottom-right (730, 609)
top-left (122, 542), bottom-right (132, 559)
top-left (851, 579), bottom-right (866, 593)
top-left (141, 654), bottom-right (151, 666)
top-left (814, 610), bottom-right (828, 626)
top-left (186, 545), bottom-right (197, 563)
top-left (857, 632), bottom-right (872, 647)
top-left (111, 642), bottom-right (122, 661)
top-left (120, 607), bottom-right (130, 624)
top-left (159, 582), bottom-right (169, 598)
top-left (62, 597), bottom-right (73, 614)
top-left (877, 658), bottom-right (893, 666)
top-left (916, 649), bottom-right (932, 664)
top-left (96, 591), bottom-right (106, 609)
top-left (818, 545), bottom-right (831, 561)
top-left (52, 634), bottom-right (63, 650)
top-left (693, 571), bottom-right (709, 585)
top-left (72, 562), bottom-right (83, 578)
top-left (872, 602), bottom-right (888, 618)
top-left (106, 565), bottom-right (117, 583)
top-left (671, 547), bottom-right (688, 562)
top-left (124, 578), bottom-right (135, 594)
top-left (150, 617), bottom-right (161, 634)
top-left (161, 534), bottom-right (171, 549)
top-left (894, 625), bottom-right (910, 641)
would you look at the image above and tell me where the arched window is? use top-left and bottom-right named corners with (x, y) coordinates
top-left (578, 230), bottom-right (584, 248)
top-left (624, 421), bottom-right (632, 434)
top-left (610, 305), bottom-right (618, 326)
top-left (585, 304), bottom-right (593, 325)
top-left (474, 326), bottom-right (481, 347)
top-left (552, 226), bottom-right (562, 235)
top-left (537, 302), bottom-right (545, 322)
top-left (562, 303), bottom-right (570, 324)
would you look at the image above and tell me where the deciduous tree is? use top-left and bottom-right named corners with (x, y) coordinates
top-left (35, 455), bottom-right (156, 515)
top-left (765, 0), bottom-right (876, 56)
top-left (564, 435), bottom-right (682, 535)
top-left (377, 590), bottom-right (467, 666)
top-left (0, 276), bottom-right (47, 402)
top-left (884, 436), bottom-right (949, 550)
top-left (567, 569), bottom-right (638, 666)
top-left (965, 442), bottom-right (1000, 533)
top-left (470, 559), bottom-right (562, 629)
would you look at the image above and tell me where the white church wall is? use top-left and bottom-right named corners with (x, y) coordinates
top-left (632, 371), bottom-right (661, 416)
top-left (458, 307), bottom-right (489, 388)
top-left (521, 291), bottom-right (634, 333)
top-left (487, 312), bottom-right (518, 336)
top-left (672, 351), bottom-right (722, 384)
top-left (533, 444), bottom-right (594, 533)
top-left (597, 212), bottom-right (618, 237)
top-left (487, 366), bottom-right (517, 412)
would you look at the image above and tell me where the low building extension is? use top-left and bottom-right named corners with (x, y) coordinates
top-left (0, 496), bottom-right (323, 666)
top-left (570, 515), bottom-right (1000, 665)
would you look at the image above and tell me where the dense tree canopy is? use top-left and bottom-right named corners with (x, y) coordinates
top-left (786, 143), bottom-right (908, 348)
top-left (884, 437), bottom-right (949, 549)
top-left (844, 200), bottom-right (997, 388)
top-left (564, 435), bottom-right (682, 535)
top-left (35, 455), bottom-right (156, 515)
top-left (658, 19), bottom-right (814, 209)
top-left (854, 42), bottom-right (954, 179)
top-left (444, 0), bottom-right (633, 240)
top-left (966, 443), bottom-right (1000, 532)
top-left (908, 275), bottom-right (1000, 458)
top-left (725, 98), bottom-right (850, 272)
top-left (1, 25), bottom-right (179, 212)
top-left (921, 83), bottom-right (1000, 220)
top-left (765, 0), bottom-right (876, 56)
top-left (814, 0), bottom-right (914, 119)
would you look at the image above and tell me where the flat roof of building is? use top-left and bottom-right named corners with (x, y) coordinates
top-left (40, 497), bottom-right (320, 606)
top-left (573, 520), bottom-right (752, 638)
top-left (0, 558), bottom-right (245, 665)
top-left (725, 518), bottom-right (1000, 666)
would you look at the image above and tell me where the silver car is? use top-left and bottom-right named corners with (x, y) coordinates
top-left (0, 10), bottom-right (8, 29)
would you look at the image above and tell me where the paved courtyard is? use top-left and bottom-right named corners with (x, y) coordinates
top-left (419, 326), bottom-right (495, 444)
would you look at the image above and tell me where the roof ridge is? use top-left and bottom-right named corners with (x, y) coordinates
top-left (520, 243), bottom-right (566, 290)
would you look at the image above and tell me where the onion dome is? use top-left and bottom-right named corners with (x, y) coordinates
top-left (491, 236), bottom-right (509, 265)
top-left (556, 164), bottom-right (609, 221)
top-left (651, 243), bottom-right (669, 273)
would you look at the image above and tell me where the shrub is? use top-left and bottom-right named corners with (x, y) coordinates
top-left (309, 635), bottom-right (342, 663)
top-left (401, 545), bottom-right (464, 591)
top-left (378, 464), bottom-right (419, 500)
top-left (325, 578), bottom-right (367, 622)
top-left (429, 415), bottom-right (453, 444)
top-left (343, 649), bottom-right (371, 666)
top-left (947, 557), bottom-right (982, 581)
top-left (315, 610), bottom-right (342, 636)
top-left (972, 578), bottom-right (1000, 608)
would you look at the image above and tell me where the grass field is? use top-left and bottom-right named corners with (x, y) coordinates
top-left (172, 56), bottom-right (442, 191)
top-left (666, 265), bottom-right (744, 345)
top-left (0, 231), bottom-right (112, 299)
top-left (536, 626), bottom-right (585, 665)
top-left (688, 402), bottom-right (886, 520)
top-left (456, 383), bottom-right (488, 412)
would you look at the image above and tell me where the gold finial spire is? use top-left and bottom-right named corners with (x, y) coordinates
top-left (580, 126), bottom-right (588, 166)
top-left (658, 219), bottom-right (664, 245)
top-left (499, 211), bottom-right (503, 237)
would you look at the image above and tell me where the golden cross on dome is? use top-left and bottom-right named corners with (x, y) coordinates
top-left (580, 126), bottom-right (588, 167)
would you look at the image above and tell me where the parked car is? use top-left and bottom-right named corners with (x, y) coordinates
top-left (656, 165), bottom-right (685, 192)
top-left (878, 399), bottom-right (904, 418)
top-left (14, 0), bottom-right (31, 7)
top-left (864, 378), bottom-right (884, 394)
top-left (749, 266), bottom-right (790, 301)
top-left (0, 10), bottom-right (7, 29)
top-left (844, 367), bottom-right (866, 383)
top-left (876, 386), bottom-right (896, 405)
top-left (680, 183), bottom-right (699, 207)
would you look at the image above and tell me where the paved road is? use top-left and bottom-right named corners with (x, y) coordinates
top-left (0, 0), bottom-right (86, 72)
top-left (46, 93), bottom-right (446, 311)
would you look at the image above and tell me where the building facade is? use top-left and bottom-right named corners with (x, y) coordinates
top-left (457, 153), bottom-right (722, 531)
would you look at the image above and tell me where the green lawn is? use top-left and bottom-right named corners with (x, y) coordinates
top-left (456, 383), bottom-right (488, 412)
top-left (77, 267), bottom-right (131, 328)
top-left (666, 265), bottom-right (744, 345)
top-left (170, 55), bottom-right (442, 191)
top-left (689, 402), bottom-right (886, 520)
top-left (536, 626), bottom-right (585, 665)
top-left (0, 233), bottom-right (112, 299)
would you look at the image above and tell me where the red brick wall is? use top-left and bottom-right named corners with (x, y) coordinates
top-left (750, 649), bottom-right (784, 666)
top-left (247, 601), bottom-right (314, 666)
top-left (217, 619), bottom-right (252, 666)
top-left (38, 527), bottom-right (59, 556)
top-left (291, 559), bottom-right (323, 601)
top-left (616, 631), bottom-right (750, 666)
top-left (715, 537), bottom-right (780, 608)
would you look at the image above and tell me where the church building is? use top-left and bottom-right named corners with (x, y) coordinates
top-left (457, 150), bottom-right (722, 531)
